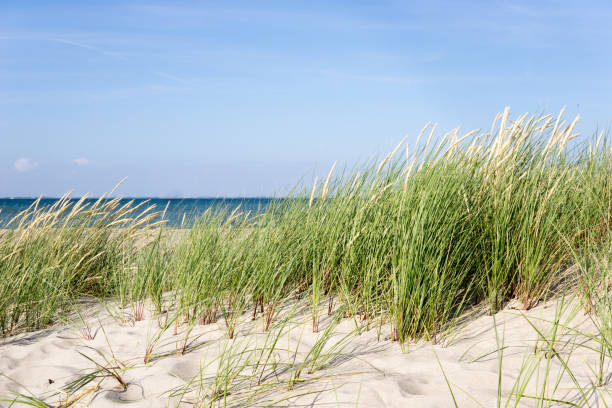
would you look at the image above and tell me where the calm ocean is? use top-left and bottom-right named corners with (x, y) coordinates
top-left (0, 198), bottom-right (274, 228)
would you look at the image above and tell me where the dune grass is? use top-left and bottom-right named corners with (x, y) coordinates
top-left (0, 191), bottom-right (163, 334)
top-left (0, 108), bottom-right (610, 349)
top-left (1, 109), bottom-right (612, 407)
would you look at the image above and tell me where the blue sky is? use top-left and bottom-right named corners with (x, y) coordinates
top-left (1, 1), bottom-right (611, 197)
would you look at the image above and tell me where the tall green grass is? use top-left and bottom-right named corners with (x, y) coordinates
top-left (1, 108), bottom-right (610, 345)
top-left (0, 192), bottom-right (162, 333)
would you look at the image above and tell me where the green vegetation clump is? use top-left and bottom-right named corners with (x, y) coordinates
top-left (1, 109), bottom-right (610, 345)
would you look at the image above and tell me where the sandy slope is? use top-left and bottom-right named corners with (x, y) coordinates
top-left (1, 297), bottom-right (610, 407)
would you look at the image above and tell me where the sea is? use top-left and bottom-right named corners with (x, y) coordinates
top-left (0, 198), bottom-right (275, 228)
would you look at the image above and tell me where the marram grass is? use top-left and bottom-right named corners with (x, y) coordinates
top-left (0, 108), bottom-right (611, 346)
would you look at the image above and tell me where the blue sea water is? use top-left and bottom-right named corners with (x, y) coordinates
top-left (0, 198), bottom-right (274, 228)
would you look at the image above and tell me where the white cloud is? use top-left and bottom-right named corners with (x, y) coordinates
top-left (72, 157), bottom-right (89, 166)
top-left (14, 158), bottom-right (39, 172)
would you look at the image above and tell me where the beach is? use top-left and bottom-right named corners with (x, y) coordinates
top-left (1, 110), bottom-right (611, 407)
top-left (4, 1), bottom-right (612, 406)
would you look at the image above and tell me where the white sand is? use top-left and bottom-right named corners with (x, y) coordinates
top-left (1, 297), bottom-right (610, 407)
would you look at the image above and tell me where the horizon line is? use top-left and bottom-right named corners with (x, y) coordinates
top-left (0, 196), bottom-right (279, 200)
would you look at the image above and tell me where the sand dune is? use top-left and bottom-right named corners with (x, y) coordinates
top-left (1, 297), bottom-right (610, 407)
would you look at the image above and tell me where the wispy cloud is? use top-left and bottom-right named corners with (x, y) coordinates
top-left (0, 32), bottom-right (195, 89)
top-left (0, 33), bottom-right (127, 59)
top-left (319, 69), bottom-right (449, 84)
top-left (14, 158), bottom-right (39, 172)
top-left (133, 4), bottom-right (417, 32)
top-left (72, 157), bottom-right (89, 166)
top-left (50, 38), bottom-right (127, 59)
top-left (153, 71), bottom-right (190, 84)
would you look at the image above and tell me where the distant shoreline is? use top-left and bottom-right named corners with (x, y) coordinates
top-left (0, 196), bottom-right (277, 200)
top-left (0, 197), bottom-right (276, 228)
